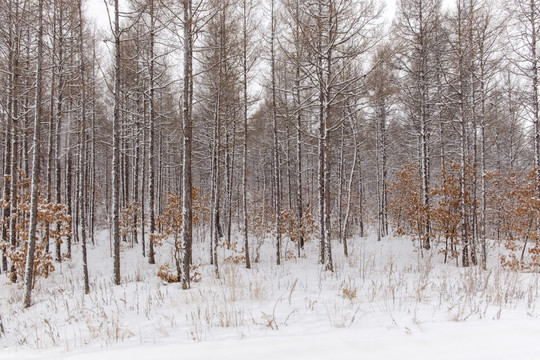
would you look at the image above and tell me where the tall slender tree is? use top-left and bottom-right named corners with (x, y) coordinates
top-left (394, 0), bottom-right (442, 251)
top-left (112, 0), bottom-right (122, 285)
top-left (23, 0), bottom-right (44, 307)
top-left (182, 0), bottom-right (194, 289)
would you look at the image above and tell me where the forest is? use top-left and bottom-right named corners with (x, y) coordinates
top-left (1, 0), bottom-right (540, 356)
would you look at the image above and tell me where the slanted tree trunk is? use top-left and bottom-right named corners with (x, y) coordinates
top-left (342, 113), bottom-right (359, 257)
top-left (78, 0), bottom-right (89, 294)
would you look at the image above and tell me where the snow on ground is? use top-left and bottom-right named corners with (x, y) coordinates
top-left (6, 318), bottom-right (540, 360)
top-left (1, 229), bottom-right (539, 359)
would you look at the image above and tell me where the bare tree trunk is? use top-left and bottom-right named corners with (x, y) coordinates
top-left (2, 2), bottom-right (16, 271)
top-left (132, 128), bottom-right (139, 246)
top-left (23, 0), bottom-right (44, 307)
top-left (225, 123), bottom-right (236, 248)
top-left (45, 4), bottom-right (58, 260)
top-left (5, 0), bottom-right (22, 283)
top-left (323, 3), bottom-right (334, 272)
top-left (358, 157), bottom-right (365, 238)
top-left (294, 6), bottom-right (304, 254)
top-left (157, 131), bottom-right (163, 216)
top-left (342, 108), bottom-right (359, 257)
top-left (66, 130), bottom-right (73, 257)
top-left (381, 107), bottom-right (388, 238)
top-left (286, 123), bottom-right (293, 211)
top-left (338, 125), bottom-right (345, 244)
top-left (112, 0), bottom-right (122, 284)
top-left (241, 0), bottom-right (251, 269)
top-left (459, 44), bottom-right (471, 266)
top-left (78, 0), bottom-right (89, 294)
top-left (210, 131), bottom-right (216, 266)
top-left (271, 0), bottom-right (281, 266)
top-left (224, 133), bottom-right (232, 247)
top-left (375, 92), bottom-right (389, 241)
top-left (147, 106), bottom-right (156, 264)
top-left (8, 65), bottom-right (19, 282)
top-left (460, 114), bottom-right (470, 267)
top-left (480, 79), bottom-right (487, 269)
top-left (211, 105), bottom-right (221, 278)
top-left (210, 9), bottom-right (224, 276)
top-left (140, 99), bottom-right (147, 257)
top-left (1, 113), bottom-right (11, 273)
top-left (467, 8), bottom-right (478, 266)
top-left (22, 37), bottom-right (30, 177)
top-left (420, 101), bottom-right (431, 251)
top-left (55, 0), bottom-right (65, 260)
top-left (317, 11), bottom-right (326, 266)
top-left (323, 124), bottom-right (333, 271)
top-left (528, 0), bottom-right (540, 200)
top-left (121, 122), bottom-right (129, 244)
top-left (90, 42), bottom-right (97, 246)
top-left (182, 0), bottom-right (194, 289)
top-left (147, 0), bottom-right (156, 265)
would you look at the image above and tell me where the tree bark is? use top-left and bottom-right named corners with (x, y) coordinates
top-left (112, 0), bottom-right (122, 285)
top-left (23, 0), bottom-right (44, 307)
top-left (182, 0), bottom-right (194, 289)
top-left (241, 0), bottom-right (251, 269)
top-left (271, 0), bottom-right (282, 266)
top-left (78, 0), bottom-right (90, 294)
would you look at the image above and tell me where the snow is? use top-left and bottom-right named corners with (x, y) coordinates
top-left (6, 319), bottom-right (540, 360)
top-left (1, 229), bottom-right (539, 359)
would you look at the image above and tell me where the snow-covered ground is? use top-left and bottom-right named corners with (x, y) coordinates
top-left (1, 230), bottom-right (539, 359)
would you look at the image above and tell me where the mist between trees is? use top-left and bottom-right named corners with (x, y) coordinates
top-left (1, 0), bottom-right (539, 306)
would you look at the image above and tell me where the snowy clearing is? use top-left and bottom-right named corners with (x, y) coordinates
top-left (1, 231), bottom-right (539, 359)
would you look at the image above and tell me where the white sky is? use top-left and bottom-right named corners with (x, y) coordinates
top-left (85, 0), bottom-right (457, 37)
top-left (86, 0), bottom-right (115, 32)
top-left (86, 0), bottom-right (400, 32)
